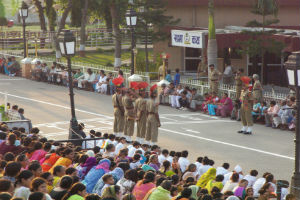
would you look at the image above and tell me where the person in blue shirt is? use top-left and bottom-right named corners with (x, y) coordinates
top-left (174, 68), bottom-right (180, 86)
top-left (165, 70), bottom-right (172, 83)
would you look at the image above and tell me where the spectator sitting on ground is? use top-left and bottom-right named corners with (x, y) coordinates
top-left (41, 63), bottom-right (50, 82)
top-left (202, 93), bottom-right (212, 113)
top-left (207, 92), bottom-right (219, 116)
top-left (273, 100), bottom-right (293, 130)
top-left (264, 100), bottom-right (280, 128)
top-left (159, 84), bottom-right (168, 105)
top-left (48, 62), bottom-right (57, 83)
top-left (96, 70), bottom-right (108, 94)
top-left (7, 105), bottom-right (21, 121)
top-left (73, 69), bottom-right (83, 88)
top-left (107, 72), bottom-right (114, 95)
top-left (179, 91), bottom-right (189, 110)
top-left (78, 68), bottom-right (96, 91)
top-left (252, 99), bottom-right (261, 122)
top-left (216, 93), bottom-right (233, 118)
top-left (171, 84), bottom-right (184, 109)
top-left (189, 88), bottom-right (204, 112)
top-left (31, 61), bottom-right (42, 81)
top-left (7, 56), bottom-right (20, 77)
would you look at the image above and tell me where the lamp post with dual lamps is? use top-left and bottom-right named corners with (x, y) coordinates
top-left (58, 29), bottom-right (80, 140)
top-left (19, 1), bottom-right (28, 58)
top-left (125, 9), bottom-right (137, 75)
top-left (285, 51), bottom-right (300, 197)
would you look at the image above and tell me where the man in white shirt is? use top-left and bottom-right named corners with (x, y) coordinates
top-left (128, 142), bottom-right (140, 158)
top-left (158, 149), bottom-right (169, 165)
top-left (178, 150), bottom-right (190, 173)
top-left (253, 172), bottom-right (270, 197)
top-left (167, 151), bottom-right (175, 163)
top-left (223, 63), bottom-right (233, 84)
top-left (78, 68), bottom-right (96, 89)
top-left (223, 165), bottom-right (244, 185)
top-left (198, 157), bottom-right (211, 178)
top-left (130, 154), bottom-right (142, 169)
top-left (216, 163), bottom-right (230, 176)
top-left (115, 137), bottom-right (126, 155)
top-left (243, 169), bottom-right (258, 187)
top-left (194, 157), bottom-right (203, 175)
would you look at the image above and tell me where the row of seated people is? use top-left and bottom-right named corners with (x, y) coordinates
top-left (30, 61), bottom-right (124, 95)
top-left (0, 57), bottom-right (21, 77)
top-left (159, 83), bottom-right (296, 131)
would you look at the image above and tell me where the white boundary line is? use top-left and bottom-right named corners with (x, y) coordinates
top-left (160, 128), bottom-right (294, 160)
top-left (0, 92), bottom-right (113, 119)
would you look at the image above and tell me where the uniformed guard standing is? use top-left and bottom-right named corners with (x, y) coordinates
top-left (252, 74), bottom-right (263, 102)
top-left (235, 68), bottom-right (244, 100)
top-left (122, 84), bottom-right (137, 142)
top-left (135, 82), bottom-right (148, 144)
top-left (238, 76), bottom-right (254, 135)
top-left (209, 64), bottom-right (222, 95)
top-left (146, 84), bottom-right (161, 145)
top-left (112, 77), bottom-right (124, 137)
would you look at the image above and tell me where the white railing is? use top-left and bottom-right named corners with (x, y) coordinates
top-left (181, 79), bottom-right (289, 102)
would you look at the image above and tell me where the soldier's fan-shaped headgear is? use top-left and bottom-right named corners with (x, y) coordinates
top-left (241, 76), bottom-right (251, 86)
top-left (112, 77), bottom-right (124, 88)
top-left (130, 82), bottom-right (139, 90)
top-left (137, 82), bottom-right (149, 91)
top-left (150, 84), bottom-right (158, 95)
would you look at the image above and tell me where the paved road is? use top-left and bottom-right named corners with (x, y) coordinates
top-left (0, 75), bottom-right (294, 180)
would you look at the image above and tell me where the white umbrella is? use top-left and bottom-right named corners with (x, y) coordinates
top-left (31, 58), bottom-right (41, 65)
top-left (21, 57), bottom-right (32, 64)
top-left (128, 74), bottom-right (143, 82)
top-left (158, 79), bottom-right (170, 86)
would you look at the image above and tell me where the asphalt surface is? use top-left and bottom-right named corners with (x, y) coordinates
top-left (0, 75), bottom-right (295, 180)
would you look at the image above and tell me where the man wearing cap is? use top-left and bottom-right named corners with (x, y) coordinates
top-left (123, 88), bottom-right (136, 142)
top-left (238, 77), bottom-right (254, 134)
top-left (235, 68), bottom-right (243, 100)
top-left (135, 82), bottom-right (148, 143)
top-left (252, 74), bottom-right (263, 102)
top-left (146, 85), bottom-right (161, 145)
top-left (209, 64), bottom-right (222, 95)
top-left (112, 77), bottom-right (125, 137)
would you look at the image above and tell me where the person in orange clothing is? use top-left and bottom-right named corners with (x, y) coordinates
top-left (41, 147), bottom-right (65, 172)
top-left (49, 148), bottom-right (74, 173)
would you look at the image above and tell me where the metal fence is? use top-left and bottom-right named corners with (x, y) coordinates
top-left (0, 29), bottom-right (152, 50)
top-left (181, 79), bottom-right (290, 102)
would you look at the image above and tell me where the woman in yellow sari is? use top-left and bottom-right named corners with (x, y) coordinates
top-left (196, 168), bottom-right (216, 188)
top-left (205, 174), bottom-right (224, 194)
top-left (49, 148), bottom-right (74, 174)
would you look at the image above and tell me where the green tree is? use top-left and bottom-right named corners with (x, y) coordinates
top-left (33, 0), bottom-right (47, 31)
top-left (70, 0), bottom-right (82, 27)
top-left (79, 0), bottom-right (89, 56)
top-left (45, 0), bottom-right (57, 31)
top-left (0, 0), bottom-right (7, 26)
top-left (135, 0), bottom-right (179, 72)
top-left (238, 0), bottom-right (284, 84)
top-left (207, 0), bottom-right (217, 72)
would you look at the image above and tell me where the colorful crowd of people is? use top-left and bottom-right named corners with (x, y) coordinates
top-left (0, 117), bottom-right (294, 200)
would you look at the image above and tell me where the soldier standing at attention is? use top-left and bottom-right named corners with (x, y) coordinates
top-left (235, 68), bottom-right (244, 100)
top-left (123, 85), bottom-right (137, 142)
top-left (209, 64), bottom-right (222, 95)
top-left (135, 82), bottom-right (148, 144)
top-left (238, 76), bottom-right (254, 135)
top-left (146, 84), bottom-right (161, 145)
top-left (112, 77), bottom-right (124, 137)
top-left (252, 74), bottom-right (263, 102)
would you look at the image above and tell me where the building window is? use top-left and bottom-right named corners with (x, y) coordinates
top-left (184, 47), bottom-right (202, 72)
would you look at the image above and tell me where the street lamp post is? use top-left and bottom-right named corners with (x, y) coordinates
top-left (19, 1), bottom-right (28, 58)
top-left (285, 51), bottom-right (300, 198)
top-left (58, 30), bottom-right (79, 140)
top-left (126, 9), bottom-right (137, 75)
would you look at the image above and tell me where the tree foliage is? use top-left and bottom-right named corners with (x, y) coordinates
top-left (70, 0), bottom-right (83, 27)
top-left (45, 0), bottom-right (57, 31)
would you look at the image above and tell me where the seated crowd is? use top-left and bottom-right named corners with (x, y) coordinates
top-left (0, 57), bottom-right (122, 96)
top-left (0, 104), bottom-right (294, 200)
top-left (159, 83), bottom-right (296, 131)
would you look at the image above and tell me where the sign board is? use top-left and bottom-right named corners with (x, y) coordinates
top-left (171, 30), bottom-right (203, 48)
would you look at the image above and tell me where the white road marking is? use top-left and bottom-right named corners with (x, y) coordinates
top-left (161, 120), bottom-right (235, 125)
top-left (0, 92), bottom-right (113, 119)
top-left (0, 79), bottom-right (24, 81)
top-left (183, 128), bottom-right (201, 134)
top-left (160, 127), bottom-right (294, 160)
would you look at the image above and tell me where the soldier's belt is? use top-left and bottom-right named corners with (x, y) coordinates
top-left (210, 79), bottom-right (218, 81)
top-left (126, 107), bottom-right (134, 110)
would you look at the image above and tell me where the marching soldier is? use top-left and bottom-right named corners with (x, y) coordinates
top-left (252, 74), bottom-right (263, 102)
top-left (146, 84), bottom-right (161, 145)
top-left (238, 76), bottom-right (254, 135)
top-left (135, 82), bottom-right (148, 144)
top-left (235, 68), bottom-right (244, 100)
top-left (112, 77), bottom-right (124, 136)
top-left (209, 64), bottom-right (222, 95)
top-left (122, 84), bottom-right (137, 142)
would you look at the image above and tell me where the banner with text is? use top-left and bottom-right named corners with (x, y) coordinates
top-left (171, 30), bottom-right (203, 48)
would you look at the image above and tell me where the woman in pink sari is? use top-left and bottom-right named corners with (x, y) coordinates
top-left (217, 93), bottom-right (233, 117)
top-left (132, 171), bottom-right (156, 200)
top-left (30, 142), bottom-right (52, 163)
